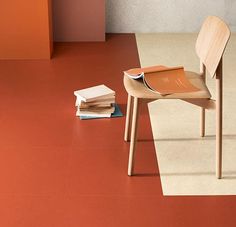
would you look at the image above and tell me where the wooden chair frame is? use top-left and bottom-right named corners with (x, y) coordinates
top-left (124, 16), bottom-right (230, 179)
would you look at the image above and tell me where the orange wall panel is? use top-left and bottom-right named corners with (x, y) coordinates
top-left (0, 0), bottom-right (53, 59)
top-left (53, 0), bottom-right (105, 41)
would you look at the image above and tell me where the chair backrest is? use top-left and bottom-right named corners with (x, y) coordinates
top-left (196, 16), bottom-right (231, 78)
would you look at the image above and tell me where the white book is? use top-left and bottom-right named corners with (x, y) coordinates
top-left (75, 96), bottom-right (115, 107)
top-left (76, 110), bottom-right (111, 118)
top-left (74, 84), bottom-right (115, 102)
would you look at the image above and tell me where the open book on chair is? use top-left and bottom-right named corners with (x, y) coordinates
top-left (124, 65), bottom-right (200, 95)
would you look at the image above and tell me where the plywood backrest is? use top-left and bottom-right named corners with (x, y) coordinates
top-left (196, 16), bottom-right (230, 78)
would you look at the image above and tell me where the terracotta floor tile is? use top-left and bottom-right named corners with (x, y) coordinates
top-left (0, 147), bottom-right (69, 195)
top-left (65, 148), bottom-right (161, 196)
top-left (0, 34), bottom-right (235, 227)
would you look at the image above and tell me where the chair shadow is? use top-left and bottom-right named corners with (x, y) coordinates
top-left (130, 134), bottom-right (236, 178)
top-left (158, 134), bottom-right (236, 142)
top-left (131, 171), bottom-right (236, 179)
top-left (135, 134), bottom-right (236, 142)
top-left (159, 171), bottom-right (236, 179)
top-left (221, 172), bottom-right (236, 180)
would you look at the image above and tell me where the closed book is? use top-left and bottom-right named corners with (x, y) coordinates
top-left (78, 106), bottom-right (115, 113)
top-left (79, 103), bottom-right (123, 120)
top-left (74, 84), bottom-right (115, 102)
top-left (75, 97), bottom-right (115, 107)
top-left (76, 105), bottom-right (115, 115)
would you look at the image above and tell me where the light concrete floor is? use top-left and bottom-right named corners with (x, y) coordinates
top-left (136, 33), bottom-right (236, 195)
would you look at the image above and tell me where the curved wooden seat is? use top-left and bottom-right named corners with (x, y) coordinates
top-left (123, 71), bottom-right (211, 99)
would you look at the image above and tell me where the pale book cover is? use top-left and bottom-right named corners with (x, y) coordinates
top-left (76, 111), bottom-right (111, 118)
top-left (75, 97), bottom-right (115, 107)
top-left (76, 105), bottom-right (115, 118)
top-left (74, 84), bottom-right (115, 102)
top-left (79, 103), bottom-right (112, 109)
top-left (77, 106), bottom-right (115, 113)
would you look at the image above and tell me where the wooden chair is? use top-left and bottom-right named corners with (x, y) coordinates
top-left (123, 16), bottom-right (231, 179)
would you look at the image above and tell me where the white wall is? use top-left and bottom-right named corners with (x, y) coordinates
top-left (106, 0), bottom-right (236, 32)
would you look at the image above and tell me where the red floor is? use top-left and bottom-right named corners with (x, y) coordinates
top-left (0, 34), bottom-right (235, 227)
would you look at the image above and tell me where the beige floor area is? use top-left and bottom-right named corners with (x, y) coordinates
top-left (135, 33), bottom-right (236, 195)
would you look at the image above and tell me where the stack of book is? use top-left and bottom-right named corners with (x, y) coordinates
top-left (74, 84), bottom-right (116, 119)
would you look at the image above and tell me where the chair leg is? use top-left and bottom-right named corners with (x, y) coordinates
top-left (128, 97), bottom-right (140, 176)
top-left (216, 59), bottom-right (223, 179)
top-left (216, 76), bottom-right (223, 179)
top-left (200, 108), bottom-right (205, 137)
top-left (124, 94), bottom-right (133, 141)
top-left (200, 62), bottom-right (206, 137)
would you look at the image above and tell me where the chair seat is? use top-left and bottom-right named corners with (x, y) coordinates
top-left (123, 71), bottom-right (211, 99)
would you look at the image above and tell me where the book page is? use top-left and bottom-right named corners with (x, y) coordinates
top-left (144, 68), bottom-right (200, 95)
top-left (124, 65), bottom-right (169, 78)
